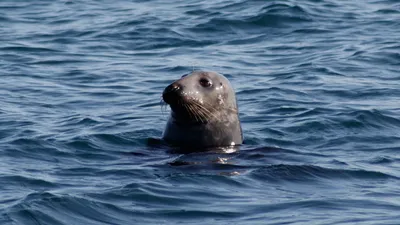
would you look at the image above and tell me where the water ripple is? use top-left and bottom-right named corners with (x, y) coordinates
top-left (1, 0), bottom-right (400, 224)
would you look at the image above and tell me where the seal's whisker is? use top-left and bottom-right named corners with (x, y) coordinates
top-left (194, 101), bottom-right (217, 116)
top-left (188, 103), bottom-right (204, 123)
top-left (192, 105), bottom-right (204, 123)
top-left (187, 101), bottom-right (208, 122)
top-left (194, 106), bottom-right (204, 123)
top-left (198, 108), bottom-right (211, 123)
top-left (227, 107), bottom-right (238, 113)
top-left (181, 101), bottom-right (201, 123)
top-left (184, 104), bottom-right (194, 120)
top-left (160, 97), bottom-right (169, 116)
top-left (192, 103), bottom-right (213, 122)
top-left (187, 104), bottom-right (197, 121)
top-left (190, 100), bottom-right (218, 121)
top-left (198, 99), bottom-right (237, 120)
top-left (197, 104), bottom-right (212, 121)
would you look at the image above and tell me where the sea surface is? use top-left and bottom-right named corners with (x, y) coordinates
top-left (1, 0), bottom-right (400, 224)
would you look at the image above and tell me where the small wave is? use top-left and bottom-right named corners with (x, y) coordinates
top-left (337, 109), bottom-right (400, 130)
top-left (5, 192), bottom-right (133, 225)
top-left (30, 59), bottom-right (88, 65)
top-left (192, 2), bottom-right (312, 32)
top-left (0, 175), bottom-right (57, 189)
top-left (313, 88), bottom-right (400, 100)
top-left (268, 109), bottom-right (400, 141)
top-left (250, 164), bottom-right (398, 182)
top-left (1, 46), bottom-right (60, 53)
top-left (369, 156), bottom-right (398, 164)
top-left (3, 138), bottom-right (69, 161)
top-left (351, 49), bottom-right (400, 66)
top-left (375, 8), bottom-right (400, 14)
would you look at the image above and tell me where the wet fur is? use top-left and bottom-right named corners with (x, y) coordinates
top-left (162, 71), bottom-right (243, 149)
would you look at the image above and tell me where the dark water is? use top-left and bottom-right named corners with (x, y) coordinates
top-left (1, 0), bottom-right (400, 224)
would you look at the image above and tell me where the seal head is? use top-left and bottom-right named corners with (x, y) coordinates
top-left (162, 71), bottom-right (243, 149)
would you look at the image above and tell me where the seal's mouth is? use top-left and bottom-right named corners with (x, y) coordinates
top-left (162, 83), bottom-right (213, 124)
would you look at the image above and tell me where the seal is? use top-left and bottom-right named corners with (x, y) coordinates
top-left (162, 71), bottom-right (243, 149)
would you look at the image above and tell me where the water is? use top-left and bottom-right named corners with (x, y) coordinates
top-left (1, 0), bottom-right (400, 224)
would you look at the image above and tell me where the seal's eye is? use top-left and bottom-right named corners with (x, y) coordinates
top-left (181, 74), bottom-right (188, 78)
top-left (199, 78), bottom-right (212, 87)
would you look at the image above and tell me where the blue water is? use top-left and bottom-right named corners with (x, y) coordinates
top-left (1, 0), bottom-right (400, 224)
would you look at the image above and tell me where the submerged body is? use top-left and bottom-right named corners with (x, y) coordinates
top-left (162, 71), bottom-right (242, 149)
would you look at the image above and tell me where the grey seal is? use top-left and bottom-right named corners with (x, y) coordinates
top-left (162, 71), bottom-right (243, 149)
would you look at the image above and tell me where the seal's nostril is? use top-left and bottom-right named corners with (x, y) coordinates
top-left (162, 83), bottom-right (182, 104)
top-left (171, 84), bottom-right (180, 91)
top-left (164, 83), bottom-right (180, 94)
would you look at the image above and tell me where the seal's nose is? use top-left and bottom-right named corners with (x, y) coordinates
top-left (162, 83), bottom-right (181, 104)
